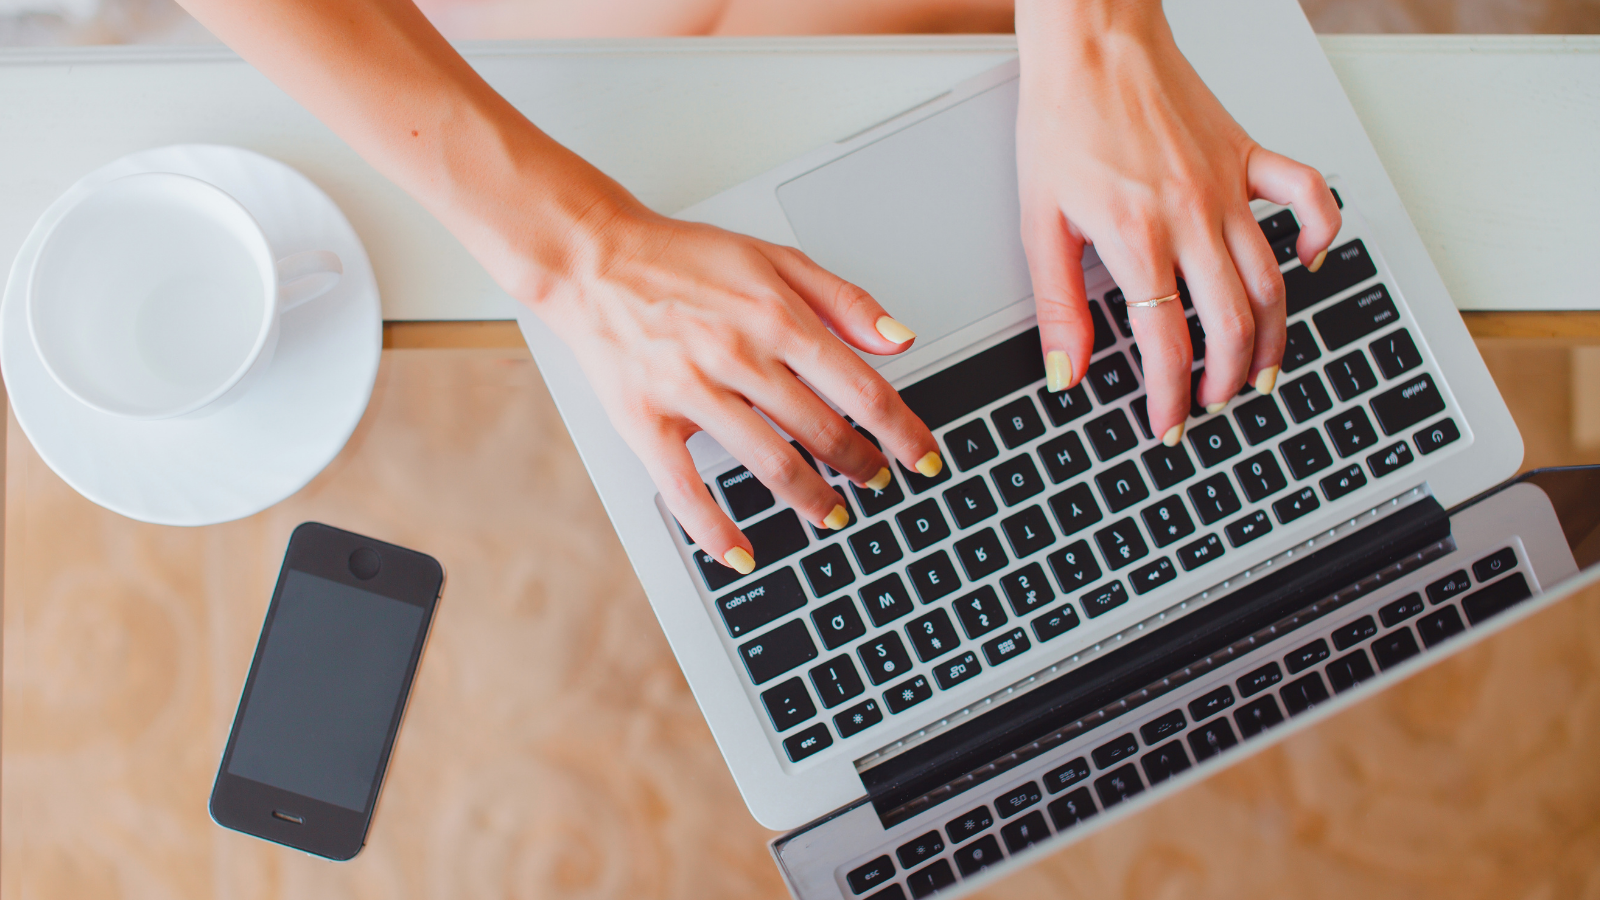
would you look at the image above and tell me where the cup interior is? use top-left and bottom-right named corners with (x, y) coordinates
top-left (28, 173), bottom-right (276, 419)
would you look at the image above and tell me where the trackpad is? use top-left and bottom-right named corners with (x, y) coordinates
top-left (776, 78), bottom-right (1034, 354)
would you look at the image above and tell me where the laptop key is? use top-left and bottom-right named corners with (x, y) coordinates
top-left (996, 782), bottom-right (1043, 818)
top-left (1233, 451), bottom-right (1287, 503)
top-left (1103, 289), bottom-right (1135, 338)
top-left (945, 419), bottom-right (999, 472)
top-left (1129, 557), bottom-right (1177, 594)
top-left (1332, 615), bottom-right (1378, 650)
top-left (847, 856), bottom-right (896, 896)
top-left (740, 619), bottom-right (818, 684)
top-left (992, 396), bottom-right (1046, 449)
top-left (1224, 510), bottom-right (1272, 547)
top-left (1141, 441), bottom-right (1196, 491)
top-left (1094, 518), bottom-right (1149, 570)
top-left (1272, 486), bottom-right (1320, 525)
top-left (1280, 672), bottom-right (1331, 715)
top-left (1371, 371), bottom-right (1448, 435)
top-left (1141, 495), bottom-right (1195, 547)
top-left (849, 522), bottom-right (904, 575)
top-left (1082, 581), bottom-right (1130, 619)
top-left (1284, 638), bottom-right (1330, 674)
top-left (1284, 238), bottom-right (1378, 316)
top-left (1258, 208), bottom-right (1300, 245)
top-left (1000, 562), bottom-right (1056, 615)
top-left (1234, 695), bottom-right (1286, 737)
top-left (1093, 764), bottom-right (1145, 809)
top-left (1038, 431), bottom-right (1093, 484)
top-left (1234, 395), bottom-right (1287, 445)
top-left (783, 722), bottom-right (833, 763)
top-left (809, 656), bottom-right (865, 709)
top-left (1032, 603), bottom-right (1082, 642)
top-left (906, 860), bottom-right (955, 900)
top-left (1188, 473), bottom-right (1242, 525)
top-left (897, 832), bottom-right (946, 870)
top-left (906, 550), bottom-right (962, 604)
top-left (1326, 649), bottom-right (1376, 692)
top-left (1462, 572), bottom-right (1532, 625)
top-left (1047, 787), bottom-right (1098, 828)
top-left (1281, 320), bottom-right (1323, 373)
top-left (1325, 351), bottom-right (1378, 402)
top-left (896, 499), bottom-right (951, 553)
top-left (883, 673), bottom-right (933, 713)
top-left (1325, 407), bottom-right (1379, 458)
top-left (1140, 709), bottom-right (1188, 745)
top-left (1414, 417), bottom-right (1461, 455)
top-left (1473, 546), bottom-right (1517, 583)
top-left (1188, 718), bottom-right (1238, 761)
top-left (852, 474), bottom-right (906, 519)
top-left (861, 574), bottom-right (916, 628)
top-left (1366, 440), bottom-right (1415, 478)
top-left (992, 454), bottom-right (1046, 506)
top-left (1127, 395), bottom-right (1155, 442)
top-left (717, 466), bottom-right (776, 521)
top-left (834, 698), bottom-right (883, 738)
top-left (1048, 483), bottom-right (1104, 536)
top-left (1086, 352), bottom-right (1140, 405)
top-left (1000, 811), bottom-right (1051, 853)
top-left (1188, 416), bottom-right (1242, 467)
top-left (897, 457), bottom-right (952, 494)
top-left (693, 549), bottom-right (743, 593)
top-left (1313, 283), bottom-right (1400, 351)
top-left (1043, 757), bottom-right (1091, 793)
top-left (1417, 606), bottom-right (1467, 647)
top-left (954, 834), bottom-right (1005, 877)
top-left (1370, 327), bottom-right (1423, 378)
top-left (801, 544), bottom-right (856, 598)
top-left (812, 596), bottom-right (866, 650)
top-left (1177, 533), bottom-right (1225, 571)
top-left (718, 568), bottom-right (809, 638)
top-left (1237, 661), bottom-right (1283, 697)
top-left (761, 677), bottom-right (817, 731)
top-left (899, 328), bottom-right (1046, 431)
top-left (1426, 569), bottom-right (1472, 605)
top-left (933, 651), bottom-right (982, 690)
top-left (1092, 733), bottom-right (1139, 769)
top-left (1188, 685), bottom-right (1236, 720)
top-left (858, 632), bottom-right (912, 685)
top-left (1280, 430), bottom-right (1334, 480)
top-left (946, 806), bottom-right (995, 845)
top-left (1085, 408), bottom-right (1140, 462)
top-left (907, 608), bottom-right (961, 662)
top-left (1037, 382), bottom-right (1094, 428)
top-left (1001, 505), bottom-right (1056, 558)
top-left (1280, 371), bottom-right (1334, 424)
top-left (1095, 459), bottom-right (1150, 513)
top-left (954, 528), bottom-right (1008, 581)
top-left (1371, 628), bottom-right (1421, 670)
top-left (954, 585), bottom-right (1008, 639)
top-left (1141, 740), bottom-right (1192, 785)
top-left (1379, 592), bottom-right (1426, 628)
top-left (982, 627), bottom-right (1032, 666)
top-left (943, 477), bottom-right (998, 530)
top-left (1320, 464), bottom-right (1367, 501)
top-left (868, 886), bottom-right (907, 900)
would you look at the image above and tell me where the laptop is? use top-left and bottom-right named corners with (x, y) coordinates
top-left (514, 0), bottom-right (1592, 895)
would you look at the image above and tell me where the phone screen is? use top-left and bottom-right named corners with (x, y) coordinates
top-left (225, 569), bottom-right (427, 812)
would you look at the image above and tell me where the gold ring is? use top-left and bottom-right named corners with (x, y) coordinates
top-left (1124, 291), bottom-right (1181, 309)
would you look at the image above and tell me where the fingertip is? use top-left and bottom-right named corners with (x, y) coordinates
top-left (914, 451), bottom-right (943, 478)
top-left (1046, 350), bottom-right (1075, 392)
top-left (875, 315), bottom-right (917, 345)
top-left (723, 547), bottom-right (756, 575)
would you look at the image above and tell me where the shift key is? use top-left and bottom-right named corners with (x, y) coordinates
top-left (1370, 373), bottom-right (1446, 436)
top-left (1284, 239), bottom-right (1378, 315)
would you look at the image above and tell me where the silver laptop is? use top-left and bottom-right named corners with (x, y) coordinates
top-left (514, 0), bottom-right (1584, 894)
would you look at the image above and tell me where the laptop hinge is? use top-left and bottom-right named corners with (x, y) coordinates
top-left (860, 494), bottom-right (1451, 826)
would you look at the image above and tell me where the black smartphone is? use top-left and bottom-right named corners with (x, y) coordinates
top-left (210, 522), bottom-right (444, 860)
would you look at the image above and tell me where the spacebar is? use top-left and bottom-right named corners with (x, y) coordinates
top-left (899, 328), bottom-right (1046, 431)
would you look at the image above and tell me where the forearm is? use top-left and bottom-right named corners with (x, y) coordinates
top-left (175, 0), bottom-right (637, 302)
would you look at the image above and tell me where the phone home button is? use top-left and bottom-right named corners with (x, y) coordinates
top-left (349, 547), bottom-right (381, 580)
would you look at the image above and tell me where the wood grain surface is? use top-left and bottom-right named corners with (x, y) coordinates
top-left (4, 339), bottom-right (1599, 899)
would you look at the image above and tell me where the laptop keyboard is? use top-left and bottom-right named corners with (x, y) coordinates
top-left (670, 205), bottom-right (1468, 766)
top-left (837, 542), bottom-right (1533, 899)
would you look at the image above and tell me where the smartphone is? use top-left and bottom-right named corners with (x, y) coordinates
top-left (210, 522), bottom-right (444, 860)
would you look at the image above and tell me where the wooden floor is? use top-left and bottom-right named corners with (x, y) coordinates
top-left (4, 337), bottom-right (1599, 899)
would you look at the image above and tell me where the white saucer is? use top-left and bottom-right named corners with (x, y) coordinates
top-left (1, 145), bottom-right (381, 526)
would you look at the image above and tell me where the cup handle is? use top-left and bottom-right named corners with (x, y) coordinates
top-left (276, 250), bottom-right (344, 313)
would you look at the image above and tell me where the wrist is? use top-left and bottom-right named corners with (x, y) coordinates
top-left (1015, 0), bottom-right (1170, 64)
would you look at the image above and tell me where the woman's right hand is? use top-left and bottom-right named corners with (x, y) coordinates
top-left (521, 195), bottom-right (943, 574)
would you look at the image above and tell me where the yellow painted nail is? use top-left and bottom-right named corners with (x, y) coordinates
top-left (915, 451), bottom-right (943, 478)
top-left (1046, 351), bottom-right (1073, 393)
top-left (723, 547), bottom-right (755, 575)
top-left (822, 504), bottom-right (850, 530)
top-left (1162, 424), bottom-right (1185, 447)
top-left (875, 315), bottom-right (917, 344)
top-left (865, 466), bottom-right (893, 491)
top-left (1308, 249), bottom-right (1328, 273)
top-left (1205, 402), bottom-right (1227, 415)
top-left (1255, 365), bottom-right (1280, 394)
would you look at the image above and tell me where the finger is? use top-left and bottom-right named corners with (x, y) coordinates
top-left (691, 391), bottom-right (861, 531)
top-left (1247, 147), bottom-right (1342, 271)
top-left (1020, 205), bottom-right (1093, 392)
top-left (783, 329), bottom-right (943, 482)
top-left (1221, 210), bottom-right (1288, 397)
top-left (759, 243), bottom-right (919, 355)
top-left (1182, 228), bottom-right (1259, 406)
top-left (739, 365), bottom-right (890, 489)
top-left (630, 421), bottom-right (755, 573)
top-left (1125, 286), bottom-right (1193, 446)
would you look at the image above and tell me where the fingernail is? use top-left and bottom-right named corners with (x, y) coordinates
top-left (914, 451), bottom-right (943, 478)
top-left (1162, 424), bottom-right (1185, 447)
top-left (1308, 249), bottom-right (1327, 273)
top-left (875, 315), bottom-right (917, 344)
top-left (865, 466), bottom-right (893, 491)
top-left (1255, 365), bottom-right (1280, 394)
top-left (1205, 402), bottom-right (1227, 415)
top-left (822, 504), bottom-right (850, 530)
top-left (723, 547), bottom-right (755, 575)
top-left (1046, 350), bottom-right (1073, 392)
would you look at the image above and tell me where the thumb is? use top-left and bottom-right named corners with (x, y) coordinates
top-left (1022, 207), bottom-right (1094, 392)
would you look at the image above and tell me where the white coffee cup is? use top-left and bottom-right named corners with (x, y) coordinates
top-left (27, 172), bottom-right (343, 420)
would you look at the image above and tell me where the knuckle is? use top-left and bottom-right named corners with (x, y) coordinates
top-left (850, 376), bottom-right (897, 423)
top-left (810, 417), bottom-right (857, 462)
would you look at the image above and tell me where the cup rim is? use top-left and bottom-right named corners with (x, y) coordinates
top-left (26, 172), bottom-right (280, 421)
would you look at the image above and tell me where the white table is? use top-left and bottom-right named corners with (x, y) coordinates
top-left (1, 34), bottom-right (1598, 321)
